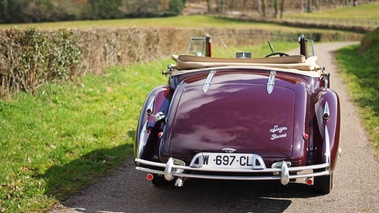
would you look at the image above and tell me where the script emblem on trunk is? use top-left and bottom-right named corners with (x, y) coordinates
top-left (270, 125), bottom-right (288, 140)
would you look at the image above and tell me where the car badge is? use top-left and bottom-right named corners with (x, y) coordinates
top-left (222, 148), bottom-right (236, 153)
top-left (270, 125), bottom-right (288, 140)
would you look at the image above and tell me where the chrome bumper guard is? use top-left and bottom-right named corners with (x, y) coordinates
top-left (135, 157), bottom-right (331, 186)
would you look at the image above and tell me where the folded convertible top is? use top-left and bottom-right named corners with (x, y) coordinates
top-left (171, 54), bottom-right (320, 71)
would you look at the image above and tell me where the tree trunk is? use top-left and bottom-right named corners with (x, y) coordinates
top-left (301, 0), bottom-right (304, 12)
top-left (215, 0), bottom-right (226, 13)
top-left (256, 0), bottom-right (262, 15)
top-left (307, 0), bottom-right (312, 12)
top-left (205, 0), bottom-right (211, 13)
top-left (314, 0), bottom-right (320, 10)
top-left (243, 0), bottom-right (247, 15)
top-left (262, 0), bottom-right (266, 17)
top-left (274, 0), bottom-right (279, 18)
top-left (280, 0), bottom-right (285, 18)
top-left (328, 0), bottom-right (335, 8)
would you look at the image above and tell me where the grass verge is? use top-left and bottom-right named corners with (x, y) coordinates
top-left (335, 28), bottom-right (379, 155)
top-left (0, 60), bottom-right (168, 212)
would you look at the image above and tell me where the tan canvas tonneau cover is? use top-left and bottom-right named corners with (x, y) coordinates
top-left (171, 54), bottom-right (320, 71)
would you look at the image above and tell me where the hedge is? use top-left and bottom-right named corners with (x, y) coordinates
top-left (0, 27), bottom-right (363, 97)
top-left (0, 28), bottom-right (81, 96)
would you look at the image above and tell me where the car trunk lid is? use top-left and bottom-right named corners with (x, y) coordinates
top-left (164, 71), bottom-right (298, 159)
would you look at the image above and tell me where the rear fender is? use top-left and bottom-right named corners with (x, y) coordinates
top-left (313, 88), bottom-right (340, 170)
top-left (134, 85), bottom-right (171, 162)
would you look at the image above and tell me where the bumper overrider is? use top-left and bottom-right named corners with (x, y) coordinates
top-left (135, 152), bottom-right (332, 187)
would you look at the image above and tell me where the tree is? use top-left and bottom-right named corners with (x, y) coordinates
top-left (314, 0), bottom-right (320, 10)
top-left (50, 0), bottom-right (89, 21)
top-left (328, 0), bottom-right (335, 8)
top-left (274, 0), bottom-right (285, 18)
top-left (0, 0), bottom-right (30, 23)
top-left (242, 0), bottom-right (248, 15)
top-left (205, 0), bottom-right (211, 13)
top-left (215, 0), bottom-right (225, 14)
top-left (24, 0), bottom-right (55, 22)
top-left (261, 0), bottom-right (266, 17)
top-left (307, 0), bottom-right (312, 12)
top-left (280, 0), bottom-right (285, 18)
top-left (169, 0), bottom-right (185, 15)
top-left (0, 0), bottom-right (11, 22)
top-left (89, 0), bottom-right (122, 19)
top-left (256, 0), bottom-right (261, 16)
top-left (274, 0), bottom-right (279, 18)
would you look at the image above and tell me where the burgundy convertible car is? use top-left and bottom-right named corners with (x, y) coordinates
top-left (134, 34), bottom-right (341, 194)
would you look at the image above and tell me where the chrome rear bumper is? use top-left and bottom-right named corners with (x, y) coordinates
top-left (135, 157), bottom-right (331, 186)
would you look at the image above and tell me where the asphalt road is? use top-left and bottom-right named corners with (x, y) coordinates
top-left (51, 42), bottom-right (379, 213)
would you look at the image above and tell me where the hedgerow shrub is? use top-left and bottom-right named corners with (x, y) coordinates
top-left (0, 28), bottom-right (82, 97)
top-left (0, 26), bottom-right (362, 98)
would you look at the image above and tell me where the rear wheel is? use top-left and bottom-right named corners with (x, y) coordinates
top-left (313, 173), bottom-right (333, 194)
top-left (151, 174), bottom-right (171, 187)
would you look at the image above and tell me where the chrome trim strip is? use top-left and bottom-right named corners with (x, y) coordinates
top-left (266, 70), bottom-right (276, 94)
top-left (323, 102), bottom-right (330, 120)
top-left (324, 125), bottom-right (331, 166)
top-left (203, 70), bottom-right (216, 93)
top-left (137, 121), bottom-right (148, 158)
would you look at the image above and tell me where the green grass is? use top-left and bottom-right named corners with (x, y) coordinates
top-left (0, 60), bottom-right (168, 212)
top-left (335, 29), bottom-right (379, 155)
top-left (285, 2), bottom-right (379, 20)
top-left (0, 15), bottom-right (361, 34)
top-left (1, 15), bottom-right (270, 29)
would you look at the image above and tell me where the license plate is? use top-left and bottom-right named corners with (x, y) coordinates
top-left (200, 153), bottom-right (254, 169)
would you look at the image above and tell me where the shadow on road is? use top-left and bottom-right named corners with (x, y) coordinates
top-left (40, 143), bottom-right (134, 201)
